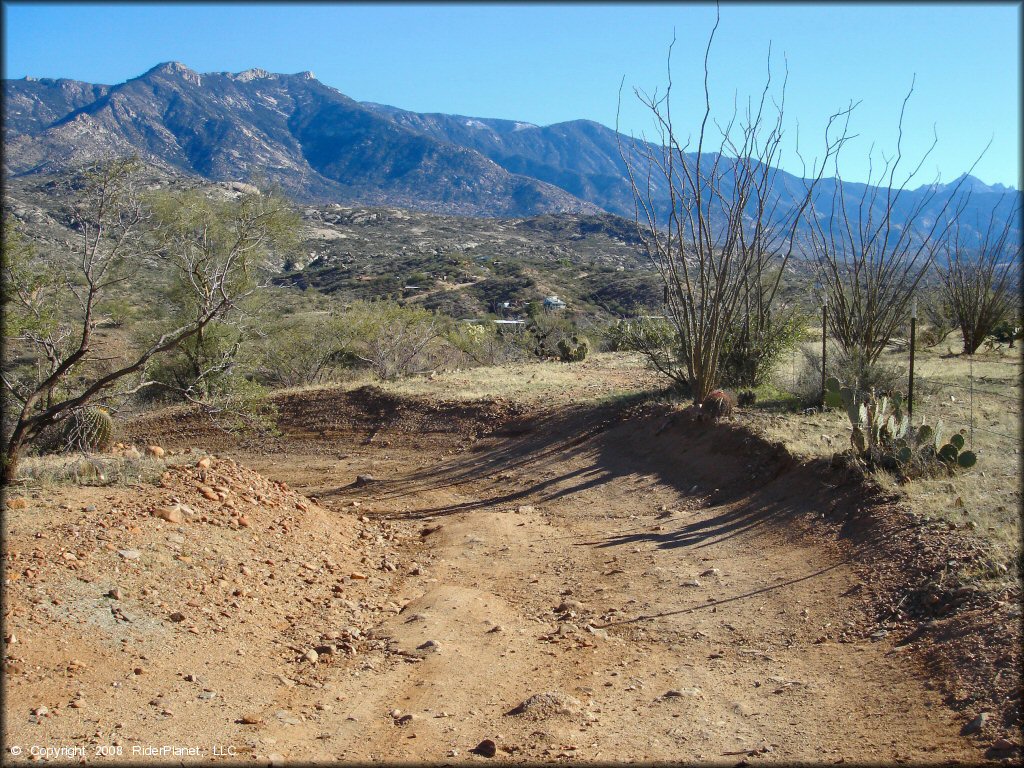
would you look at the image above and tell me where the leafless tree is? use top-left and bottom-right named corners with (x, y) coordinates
top-left (939, 193), bottom-right (1021, 354)
top-left (2, 158), bottom-right (297, 482)
top-left (804, 80), bottom-right (982, 378)
top-left (618, 10), bottom-right (852, 402)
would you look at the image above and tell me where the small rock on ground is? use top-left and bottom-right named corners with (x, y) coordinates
top-left (471, 739), bottom-right (497, 758)
top-left (961, 712), bottom-right (989, 735)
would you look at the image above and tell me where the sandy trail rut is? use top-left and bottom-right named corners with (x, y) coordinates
top-left (228, 404), bottom-right (976, 763)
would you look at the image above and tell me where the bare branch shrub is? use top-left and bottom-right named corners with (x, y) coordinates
top-left (618, 11), bottom-right (849, 402)
top-left (916, 288), bottom-right (957, 349)
top-left (805, 80), bottom-right (980, 372)
top-left (336, 300), bottom-right (448, 380)
top-left (2, 159), bottom-right (298, 481)
top-left (938, 194), bottom-right (1022, 354)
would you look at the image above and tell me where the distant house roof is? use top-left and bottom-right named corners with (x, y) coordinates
top-left (543, 295), bottom-right (567, 309)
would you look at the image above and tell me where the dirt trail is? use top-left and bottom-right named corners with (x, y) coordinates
top-left (231, 401), bottom-right (976, 763)
top-left (3, 389), bottom-right (1006, 763)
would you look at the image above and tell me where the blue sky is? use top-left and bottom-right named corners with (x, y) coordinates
top-left (3, 2), bottom-right (1020, 189)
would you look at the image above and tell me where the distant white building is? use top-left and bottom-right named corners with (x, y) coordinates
top-left (493, 319), bottom-right (526, 334)
top-left (543, 295), bottom-right (567, 311)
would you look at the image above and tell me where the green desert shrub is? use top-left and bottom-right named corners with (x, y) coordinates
top-left (990, 319), bottom-right (1022, 345)
top-left (605, 316), bottom-right (691, 394)
top-left (337, 300), bottom-right (449, 380)
top-left (255, 313), bottom-right (352, 387)
top-left (445, 321), bottom-right (525, 367)
top-left (720, 310), bottom-right (806, 389)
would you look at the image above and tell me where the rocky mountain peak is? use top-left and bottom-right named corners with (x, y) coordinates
top-left (144, 61), bottom-right (202, 85)
top-left (232, 67), bottom-right (274, 82)
top-left (1, 63), bottom-right (597, 216)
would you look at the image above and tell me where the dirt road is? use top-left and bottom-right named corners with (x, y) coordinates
top-left (3, 387), bottom-right (1005, 763)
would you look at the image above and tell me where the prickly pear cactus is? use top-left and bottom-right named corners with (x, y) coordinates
top-left (915, 424), bottom-right (934, 447)
top-left (828, 377), bottom-right (975, 478)
top-left (957, 450), bottom-right (977, 468)
top-left (61, 407), bottom-right (115, 452)
top-left (557, 335), bottom-right (589, 363)
top-left (823, 377), bottom-right (843, 408)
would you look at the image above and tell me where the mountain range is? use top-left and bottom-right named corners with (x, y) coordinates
top-left (4, 62), bottom-right (1019, 246)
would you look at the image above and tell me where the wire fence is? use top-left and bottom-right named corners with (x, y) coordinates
top-left (912, 357), bottom-right (1021, 456)
top-left (776, 333), bottom-right (1022, 457)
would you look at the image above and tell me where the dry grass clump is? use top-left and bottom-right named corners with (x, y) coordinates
top-left (12, 450), bottom-right (194, 489)
top-left (272, 352), bottom-right (663, 407)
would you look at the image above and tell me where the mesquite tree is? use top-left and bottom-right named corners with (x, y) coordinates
top-left (939, 194), bottom-right (1021, 354)
top-left (141, 187), bottom-right (298, 405)
top-left (1, 158), bottom-right (297, 482)
top-left (618, 11), bottom-right (851, 402)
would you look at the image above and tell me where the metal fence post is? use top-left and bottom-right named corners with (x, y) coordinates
top-left (908, 298), bottom-right (916, 421)
top-left (969, 355), bottom-right (974, 448)
top-left (821, 298), bottom-right (828, 409)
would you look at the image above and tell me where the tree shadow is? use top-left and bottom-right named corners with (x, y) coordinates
top-left (316, 399), bottom-right (809, 539)
top-left (582, 488), bottom-right (807, 552)
top-left (301, 393), bottom-right (909, 575)
top-left (314, 403), bottom-right (621, 517)
top-left (593, 559), bottom-right (851, 628)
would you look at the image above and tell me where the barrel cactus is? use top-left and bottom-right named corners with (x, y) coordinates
top-left (61, 407), bottom-right (115, 452)
top-left (702, 389), bottom-right (735, 419)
